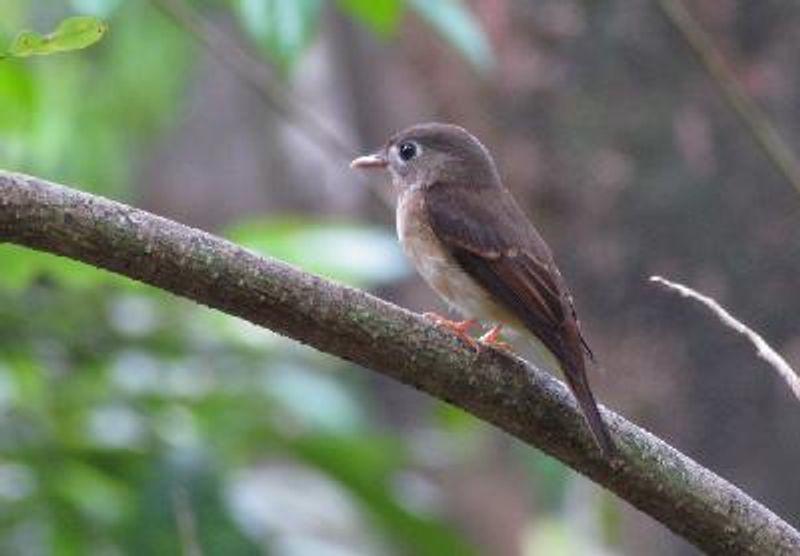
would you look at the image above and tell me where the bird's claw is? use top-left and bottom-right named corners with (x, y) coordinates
top-left (423, 312), bottom-right (480, 350)
top-left (478, 325), bottom-right (514, 353)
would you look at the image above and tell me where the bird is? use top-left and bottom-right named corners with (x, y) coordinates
top-left (350, 122), bottom-right (613, 456)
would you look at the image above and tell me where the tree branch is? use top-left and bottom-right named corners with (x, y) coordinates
top-left (1, 170), bottom-right (798, 554)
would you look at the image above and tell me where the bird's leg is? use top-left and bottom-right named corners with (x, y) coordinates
top-left (423, 312), bottom-right (479, 350)
top-left (478, 324), bottom-right (513, 352)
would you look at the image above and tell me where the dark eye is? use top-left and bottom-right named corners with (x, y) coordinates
top-left (398, 142), bottom-right (417, 161)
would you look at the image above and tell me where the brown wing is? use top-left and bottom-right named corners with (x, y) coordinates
top-left (425, 182), bottom-right (613, 455)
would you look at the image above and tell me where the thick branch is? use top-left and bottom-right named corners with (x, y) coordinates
top-left (1, 170), bottom-right (798, 554)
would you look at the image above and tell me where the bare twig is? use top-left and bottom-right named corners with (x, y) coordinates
top-left (651, 275), bottom-right (800, 402)
top-left (151, 0), bottom-right (356, 159)
top-left (149, 0), bottom-right (398, 211)
top-left (656, 0), bottom-right (800, 196)
top-left (172, 486), bottom-right (203, 556)
top-left (1, 170), bottom-right (799, 554)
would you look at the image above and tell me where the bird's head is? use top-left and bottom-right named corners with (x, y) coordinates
top-left (351, 122), bottom-right (500, 192)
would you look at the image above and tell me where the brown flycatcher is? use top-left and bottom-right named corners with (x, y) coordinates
top-left (351, 122), bottom-right (613, 455)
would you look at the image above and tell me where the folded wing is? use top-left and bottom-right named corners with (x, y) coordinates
top-left (425, 182), bottom-right (613, 454)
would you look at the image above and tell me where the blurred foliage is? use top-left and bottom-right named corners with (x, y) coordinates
top-left (0, 1), bottom-right (191, 194)
top-left (233, 0), bottom-right (492, 73)
top-left (226, 218), bottom-right (409, 287)
top-left (234, 0), bottom-right (323, 71)
top-left (0, 251), bottom-right (474, 554)
top-left (0, 1), bottom-right (596, 555)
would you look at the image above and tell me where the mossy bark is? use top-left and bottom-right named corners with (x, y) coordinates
top-left (1, 170), bottom-right (798, 555)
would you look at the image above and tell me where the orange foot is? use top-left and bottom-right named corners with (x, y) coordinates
top-left (423, 312), bottom-right (479, 350)
top-left (478, 324), bottom-right (513, 353)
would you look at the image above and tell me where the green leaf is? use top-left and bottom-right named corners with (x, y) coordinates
top-left (46, 15), bottom-right (109, 52)
top-left (235, 0), bottom-right (322, 72)
top-left (407, 0), bottom-right (493, 73)
top-left (337, 0), bottom-right (403, 36)
top-left (7, 31), bottom-right (44, 57)
top-left (4, 15), bottom-right (107, 58)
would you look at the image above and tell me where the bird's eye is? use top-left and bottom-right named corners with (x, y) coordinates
top-left (398, 142), bottom-right (417, 161)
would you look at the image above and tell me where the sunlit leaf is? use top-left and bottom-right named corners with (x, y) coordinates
top-left (46, 15), bottom-right (109, 52)
top-left (7, 31), bottom-right (44, 57)
top-left (337, 0), bottom-right (403, 36)
top-left (407, 0), bottom-right (493, 72)
top-left (4, 16), bottom-right (107, 58)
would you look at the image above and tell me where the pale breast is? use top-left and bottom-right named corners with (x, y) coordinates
top-left (396, 187), bottom-right (506, 321)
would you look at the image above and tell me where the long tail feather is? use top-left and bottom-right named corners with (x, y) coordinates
top-left (559, 320), bottom-right (614, 456)
top-left (563, 360), bottom-right (614, 456)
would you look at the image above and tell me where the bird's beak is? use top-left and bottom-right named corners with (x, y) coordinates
top-left (350, 152), bottom-right (388, 170)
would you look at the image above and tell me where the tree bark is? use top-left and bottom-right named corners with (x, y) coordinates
top-left (1, 170), bottom-right (798, 555)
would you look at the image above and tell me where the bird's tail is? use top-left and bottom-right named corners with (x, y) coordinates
top-left (561, 352), bottom-right (614, 457)
top-left (525, 329), bottom-right (614, 456)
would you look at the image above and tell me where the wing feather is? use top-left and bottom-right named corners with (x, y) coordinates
top-left (425, 182), bottom-right (613, 454)
top-left (424, 183), bottom-right (566, 355)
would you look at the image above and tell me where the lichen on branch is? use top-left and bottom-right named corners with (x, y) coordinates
top-left (0, 170), bottom-right (798, 554)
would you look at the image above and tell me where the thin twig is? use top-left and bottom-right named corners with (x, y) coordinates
top-left (656, 0), bottom-right (800, 196)
top-left (149, 0), bottom-right (398, 210)
top-left (172, 486), bottom-right (203, 556)
top-left (650, 275), bottom-right (800, 402)
top-left (151, 0), bottom-right (356, 159)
